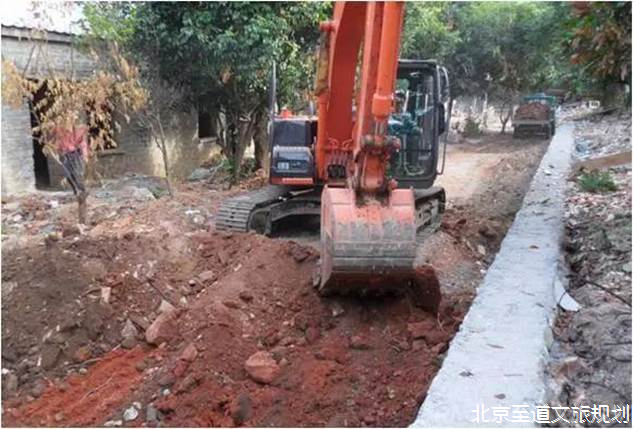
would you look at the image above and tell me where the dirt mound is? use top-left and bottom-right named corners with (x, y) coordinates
top-left (515, 102), bottom-right (549, 121)
top-left (3, 231), bottom-right (467, 427)
top-left (2, 134), bottom-right (548, 427)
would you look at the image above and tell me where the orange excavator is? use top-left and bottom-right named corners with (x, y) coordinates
top-left (217, 1), bottom-right (450, 312)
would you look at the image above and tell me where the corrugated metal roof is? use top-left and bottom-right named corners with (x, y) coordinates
top-left (1, 1), bottom-right (84, 35)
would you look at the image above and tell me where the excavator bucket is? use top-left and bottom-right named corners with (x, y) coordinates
top-left (317, 186), bottom-right (441, 314)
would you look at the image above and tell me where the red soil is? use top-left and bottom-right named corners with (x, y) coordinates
top-left (3, 232), bottom-right (468, 427)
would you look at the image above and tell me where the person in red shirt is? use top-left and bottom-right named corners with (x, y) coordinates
top-left (53, 117), bottom-right (90, 223)
top-left (54, 123), bottom-right (89, 198)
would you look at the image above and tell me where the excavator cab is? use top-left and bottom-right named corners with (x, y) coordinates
top-left (268, 60), bottom-right (450, 192)
top-left (390, 60), bottom-right (449, 189)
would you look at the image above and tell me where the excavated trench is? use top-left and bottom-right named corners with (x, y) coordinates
top-left (1, 134), bottom-right (548, 427)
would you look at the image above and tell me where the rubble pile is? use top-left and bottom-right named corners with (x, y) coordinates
top-left (1, 228), bottom-right (469, 427)
top-left (548, 110), bottom-right (632, 424)
top-left (574, 111), bottom-right (632, 158)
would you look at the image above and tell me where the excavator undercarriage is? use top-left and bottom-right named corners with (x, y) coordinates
top-left (216, 185), bottom-right (444, 239)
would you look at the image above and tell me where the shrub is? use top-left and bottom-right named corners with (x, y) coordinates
top-left (463, 116), bottom-right (482, 137)
top-left (577, 170), bottom-right (617, 193)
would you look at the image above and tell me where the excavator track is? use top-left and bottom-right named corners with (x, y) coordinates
top-left (413, 186), bottom-right (445, 241)
top-left (216, 185), bottom-right (444, 236)
top-left (215, 185), bottom-right (292, 232)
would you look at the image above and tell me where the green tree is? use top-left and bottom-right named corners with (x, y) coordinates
top-left (402, 2), bottom-right (571, 132)
top-left (84, 2), bottom-right (328, 179)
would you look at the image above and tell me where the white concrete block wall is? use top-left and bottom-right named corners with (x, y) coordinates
top-left (1, 102), bottom-right (36, 196)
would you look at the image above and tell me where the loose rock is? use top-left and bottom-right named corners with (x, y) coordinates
top-left (188, 168), bottom-right (213, 182)
top-left (158, 372), bottom-right (176, 387)
top-left (305, 326), bottom-right (321, 344)
top-left (73, 345), bottom-right (92, 363)
top-left (41, 344), bottom-right (61, 370)
top-left (244, 351), bottom-right (280, 384)
top-left (238, 291), bottom-right (254, 302)
top-left (289, 245), bottom-right (310, 262)
top-left (179, 343), bottom-right (198, 363)
top-left (3, 372), bottom-right (18, 396)
top-left (100, 287), bottom-right (112, 304)
top-left (135, 359), bottom-right (148, 372)
top-left (121, 337), bottom-right (137, 349)
top-left (121, 318), bottom-right (139, 340)
top-left (30, 380), bottom-right (46, 398)
top-left (145, 310), bottom-right (178, 345)
top-left (146, 404), bottom-right (159, 423)
top-left (123, 405), bottom-right (139, 421)
top-left (230, 393), bottom-right (253, 425)
top-left (406, 320), bottom-right (434, 340)
top-left (198, 270), bottom-right (215, 283)
top-left (349, 335), bottom-right (372, 350)
top-left (223, 300), bottom-right (240, 309)
top-left (158, 299), bottom-right (176, 314)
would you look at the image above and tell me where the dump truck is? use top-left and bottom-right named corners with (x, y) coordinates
top-left (512, 93), bottom-right (557, 139)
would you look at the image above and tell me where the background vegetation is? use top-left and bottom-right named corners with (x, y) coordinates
top-left (18, 2), bottom-right (633, 180)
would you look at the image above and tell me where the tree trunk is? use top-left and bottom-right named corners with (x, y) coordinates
top-left (253, 110), bottom-right (269, 174)
top-left (225, 114), bottom-right (241, 182)
top-left (155, 117), bottom-right (173, 196)
top-left (159, 140), bottom-right (173, 196)
top-left (482, 92), bottom-right (488, 129)
top-left (225, 110), bottom-right (257, 183)
top-left (499, 101), bottom-right (512, 134)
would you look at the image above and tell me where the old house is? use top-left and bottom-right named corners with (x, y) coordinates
top-left (1, 23), bottom-right (219, 196)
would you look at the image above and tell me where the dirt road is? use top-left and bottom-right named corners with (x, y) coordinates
top-left (1, 133), bottom-right (547, 427)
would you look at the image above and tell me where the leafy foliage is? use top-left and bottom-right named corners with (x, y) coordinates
top-left (82, 2), bottom-right (138, 45)
top-left (568, 2), bottom-right (631, 84)
top-left (402, 3), bottom-right (460, 65)
top-left (1, 46), bottom-right (146, 159)
top-left (402, 2), bottom-right (630, 104)
top-left (81, 1), bottom-right (630, 153)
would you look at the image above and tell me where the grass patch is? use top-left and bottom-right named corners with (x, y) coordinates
top-left (577, 170), bottom-right (618, 193)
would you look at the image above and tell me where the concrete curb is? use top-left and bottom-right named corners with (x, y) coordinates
top-left (412, 124), bottom-right (575, 427)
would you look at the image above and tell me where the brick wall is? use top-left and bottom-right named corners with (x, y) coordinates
top-left (1, 32), bottom-right (95, 80)
top-left (2, 28), bottom-right (96, 195)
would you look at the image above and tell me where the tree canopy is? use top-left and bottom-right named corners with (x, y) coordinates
top-left (402, 2), bottom-right (583, 99)
top-left (82, 1), bottom-right (631, 170)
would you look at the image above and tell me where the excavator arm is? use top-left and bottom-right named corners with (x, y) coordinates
top-left (315, 1), bottom-right (441, 312)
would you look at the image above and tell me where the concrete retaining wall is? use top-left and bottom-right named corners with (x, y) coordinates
top-left (413, 124), bottom-right (575, 427)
